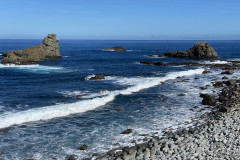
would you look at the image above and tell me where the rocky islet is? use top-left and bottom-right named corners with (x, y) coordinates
top-left (1, 34), bottom-right (61, 65)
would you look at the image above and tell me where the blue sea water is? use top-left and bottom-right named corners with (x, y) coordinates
top-left (0, 40), bottom-right (240, 159)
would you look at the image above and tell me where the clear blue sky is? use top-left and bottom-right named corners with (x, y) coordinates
top-left (0, 0), bottom-right (239, 40)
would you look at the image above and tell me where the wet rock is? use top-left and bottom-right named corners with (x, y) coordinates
top-left (219, 107), bottom-right (230, 113)
top-left (140, 61), bottom-right (155, 65)
top-left (131, 140), bottom-right (136, 144)
top-left (177, 93), bottom-right (185, 96)
top-left (213, 81), bottom-right (223, 88)
top-left (89, 75), bottom-right (105, 80)
top-left (202, 70), bottom-right (212, 74)
top-left (147, 54), bottom-right (159, 57)
top-left (222, 76), bottom-right (229, 79)
top-left (154, 62), bottom-right (164, 66)
top-left (162, 51), bottom-right (188, 58)
top-left (121, 129), bottom-right (133, 134)
top-left (79, 144), bottom-right (89, 150)
top-left (218, 96), bottom-right (229, 102)
top-left (202, 94), bottom-right (216, 106)
top-left (104, 46), bottom-right (126, 52)
top-left (224, 79), bottom-right (235, 86)
top-left (92, 153), bottom-right (101, 157)
top-left (1, 34), bottom-right (61, 65)
top-left (221, 70), bottom-right (234, 75)
top-left (75, 94), bottom-right (87, 98)
top-left (66, 155), bottom-right (77, 160)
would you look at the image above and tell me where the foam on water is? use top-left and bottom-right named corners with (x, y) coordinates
top-left (0, 68), bottom-right (204, 129)
top-left (0, 64), bottom-right (68, 73)
top-left (200, 60), bottom-right (229, 64)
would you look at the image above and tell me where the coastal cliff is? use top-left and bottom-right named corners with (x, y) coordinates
top-left (1, 34), bottom-right (61, 65)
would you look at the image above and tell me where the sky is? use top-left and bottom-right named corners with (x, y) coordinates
top-left (0, 0), bottom-right (239, 40)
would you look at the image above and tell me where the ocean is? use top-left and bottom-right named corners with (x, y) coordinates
top-left (0, 40), bottom-right (240, 160)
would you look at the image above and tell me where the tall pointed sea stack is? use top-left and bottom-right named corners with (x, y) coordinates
top-left (1, 34), bottom-right (61, 65)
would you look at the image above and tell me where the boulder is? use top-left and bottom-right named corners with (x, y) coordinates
top-left (104, 46), bottom-right (126, 52)
top-left (89, 75), bottom-right (105, 81)
top-left (221, 70), bottom-right (234, 75)
top-left (224, 79), bottom-right (235, 86)
top-left (1, 34), bottom-right (61, 65)
top-left (202, 94), bottom-right (216, 106)
top-left (213, 81), bottom-right (223, 88)
top-left (202, 70), bottom-right (212, 74)
top-left (162, 42), bottom-right (218, 58)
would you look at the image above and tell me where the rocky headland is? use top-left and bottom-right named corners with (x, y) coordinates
top-left (1, 34), bottom-right (61, 65)
top-left (104, 46), bottom-right (126, 52)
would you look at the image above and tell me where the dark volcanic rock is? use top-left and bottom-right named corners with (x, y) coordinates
top-left (202, 70), bottom-right (212, 74)
top-left (140, 61), bottom-right (155, 65)
top-left (1, 34), bottom-right (61, 65)
top-left (121, 129), bottom-right (133, 134)
top-left (89, 75), bottom-right (105, 80)
top-left (202, 94), bottom-right (216, 106)
top-left (162, 51), bottom-right (188, 58)
top-left (66, 155), bottom-right (77, 160)
top-left (213, 81), bottom-right (224, 88)
top-left (104, 46), bottom-right (126, 52)
top-left (222, 76), bottom-right (229, 79)
top-left (162, 42), bottom-right (218, 58)
top-left (79, 144), bottom-right (89, 150)
top-left (221, 70), bottom-right (234, 75)
top-left (224, 79), bottom-right (235, 86)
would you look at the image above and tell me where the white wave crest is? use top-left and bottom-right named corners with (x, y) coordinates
top-left (200, 60), bottom-right (229, 64)
top-left (0, 64), bottom-right (67, 73)
top-left (0, 68), bottom-right (204, 129)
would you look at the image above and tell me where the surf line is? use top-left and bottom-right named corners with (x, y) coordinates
top-left (0, 68), bottom-right (204, 129)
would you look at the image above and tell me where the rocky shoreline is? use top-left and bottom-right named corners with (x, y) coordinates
top-left (85, 75), bottom-right (240, 160)
top-left (63, 61), bottom-right (240, 160)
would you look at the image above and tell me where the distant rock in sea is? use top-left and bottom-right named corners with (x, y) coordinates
top-left (162, 42), bottom-right (218, 58)
top-left (1, 34), bottom-right (61, 65)
top-left (104, 46), bottom-right (126, 52)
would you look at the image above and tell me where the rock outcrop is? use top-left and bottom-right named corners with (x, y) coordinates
top-left (104, 46), bottom-right (126, 52)
top-left (162, 42), bottom-right (218, 58)
top-left (89, 75), bottom-right (105, 81)
top-left (1, 34), bottom-right (61, 65)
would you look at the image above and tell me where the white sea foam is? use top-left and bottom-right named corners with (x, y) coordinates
top-left (200, 60), bottom-right (229, 64)
top-left (0, 68), bottom-right (204, 129)
top-left (85, 74), bottom-right (96, 80)
top-left (0, 64), bottom-right (67, 73)
top-left (58, 91), bottom-right (88, 97)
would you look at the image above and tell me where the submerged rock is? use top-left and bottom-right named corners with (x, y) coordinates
top-left (104, 46), bottom-right (126, 52)
top-left (1, 34), bottom-right (61, 65)
top-left (162, 42), bottom-right (218, 58)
